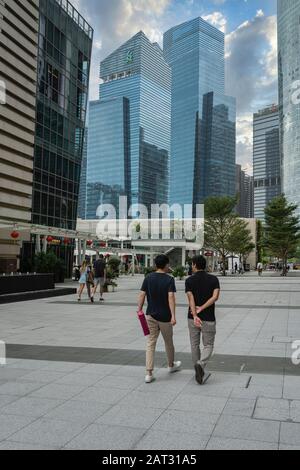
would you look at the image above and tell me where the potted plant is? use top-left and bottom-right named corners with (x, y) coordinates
top-left (104, 268), bottom-right (118, 293)
top-left (172, 266), bottom-right (186, 280)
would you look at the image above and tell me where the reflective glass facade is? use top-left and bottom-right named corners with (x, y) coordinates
top-left (278, 0), bottom-right (300, 216)
top-left (86, 98), bottom-right (130, 219)
top-left (84, 32), bottom-right (171, 218)
top-left (163, 17), bottom-right (236, 208)
top-left (78, 128), bottom-right (88, 219)
top-left (253, 105), bottom-right (281, 221)
top-left (32, 0), bottom-right (93, 230)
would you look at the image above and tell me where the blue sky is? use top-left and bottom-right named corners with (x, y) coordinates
top-left (73, 0), bottom-right (278, 171)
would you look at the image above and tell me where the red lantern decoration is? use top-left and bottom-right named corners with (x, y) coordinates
top-left (63, 237), bottom-right (70, 245)
top-left (100, 241), bottom-right (106, 248)
top-left (46, 236), bottom-right (53, 243)
top-left (10, 231), bottom-right (20, 240)
top-left (87, 240), bottom-right (93, 247)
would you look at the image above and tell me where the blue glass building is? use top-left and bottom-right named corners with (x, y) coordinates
top-left (85, 31), bottom-right (171, 219)
top-left (163, 17), bottom-right (236, 209)
top-left (253, 105), bottom-right (281, 222)
top-left (278, 0), bottom-right (300, 216)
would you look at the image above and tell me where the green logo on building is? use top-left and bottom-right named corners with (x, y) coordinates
top-left (126, 50), bottom-right (134, 64)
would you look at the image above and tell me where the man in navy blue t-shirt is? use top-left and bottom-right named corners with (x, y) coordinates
top-left (138, 255), bottom-right (182, 384)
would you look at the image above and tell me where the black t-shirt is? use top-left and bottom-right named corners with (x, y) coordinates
top-left (185, 271), bottom-right (220, 322)
top-left (94, 259), bottom-right (106, 278)
top-left (141, 272), bottom-right (176, 323)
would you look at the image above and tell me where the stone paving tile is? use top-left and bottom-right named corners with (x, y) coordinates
top-left (206, 437), bottom-right (278, 450)
top-left (290, 400), bottom-right (300, 423)
top-left (212, 415), bottom-right (280, 443)
top-left (169, 394), bottom-right (228, 414)
top-left (230, 385), bottom-right (283, 400)
top-left (9, 418), bottom-right (88, 448)
top-left (279, 444), bottom-right (300, 450)
top-left (253, 398), bottom-right (290, 422)
top-left (0, 369), bottom-right (33, 381)
top-left (95, 404), bottom-right (164, 429)
top-left (151, 409), bottom-right (219, 436)
top-left (134, 429), bottom-right (209, 450)
top-left (29, 383), bottom-right (87, 400)
top-left (74, 386), bottom-right (130, 405)
top-left (19, 370), bottom-right (67, 384)
top-left (54, 372), bottom-right (104, 387)
top-left (0, 395), bottom-right (20, 411)
top-left (64, 424), bottom-right (146, 450)
top-left (0, 414), bottom-right (36, 441)
top-left (44, 400), bottom-right (112, 424)
top-left (118, 390), bottom-right (179, 410)
top-left (222, 398), bottom-right (256, 417)
top-left (0, 381), bottom-right (45, 397)
top-left (0, 441), bottom-right (59, 450)
top-left (280, 422), bottom-right (300, 446)
top-left (1, 396), bottom-right (64, 418)
top-left (96, 374), bottom-right (145, 391)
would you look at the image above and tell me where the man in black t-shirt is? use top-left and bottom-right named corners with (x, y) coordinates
top-left (185, 255), bottom-right (220, 384)
top-left (91, 254), bottom-right (107, 302)
top-left (138, 254), bottom-right (182, 384)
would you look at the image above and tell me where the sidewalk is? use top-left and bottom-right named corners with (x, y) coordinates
top-left (0, 274), bottom-right (300, 450)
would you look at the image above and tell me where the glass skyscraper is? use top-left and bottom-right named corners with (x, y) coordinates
top-left (278, 0), bottom-right (300, 216)
top-left (253, 105), bottom-right (281, 222)
top-left (85, 31), bottom-right (171, 219)
top-left (32, 0), bottom-right (93, 230)
top-left (163, 17), bottom-right (236, 209)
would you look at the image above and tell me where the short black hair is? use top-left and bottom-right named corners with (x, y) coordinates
top-left (99, 254), bottom-right (104, 259)
top-left (192, 255), bottom-right (207, 270)
top-left (155, 254), bottom-right (170, 270)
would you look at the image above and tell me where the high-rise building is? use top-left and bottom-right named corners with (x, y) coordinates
top-left (32, 0), bottom-right (93, 230)
top-left (163, 17), bottom-right (236, 210)
top-left (78, 128), bottom-right (88, 219)
top-left (0, 0), bottom-right (39, 272)
top-left (236, 165), bottom-right (254, 219)
top-left (253, 105), bottom-right (281, 221)
top-left (84, 31), bottom-right (171, 219)
top-left (278, 0), bottom-right (300, 216)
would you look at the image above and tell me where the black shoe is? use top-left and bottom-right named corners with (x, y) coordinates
top-left (91, 297), bottom-right (94, 303)
top-left (100, 297), bottom-right (104, 302)
top-left (195, 363), bottom-right (204, 385)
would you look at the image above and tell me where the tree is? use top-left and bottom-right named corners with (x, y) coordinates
top-left (264, 195), bottom-right (300, 271)
top-left (204, 196), bottom-right (239, 276)
top-left (227, 219), bottom-right (255, 265)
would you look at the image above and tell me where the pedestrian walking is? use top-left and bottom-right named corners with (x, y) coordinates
top-left (77, 260), bottom-right (88, 302)
top-left (91, 254), bottom-right (107, 302)
top-left (257, 262), bottom-right (263, 276)
top-left (185, 255), bottom-right (220, 385)
top-left (137, 254), bottom-right (182, 384)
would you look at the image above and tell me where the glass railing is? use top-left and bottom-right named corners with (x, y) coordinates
top-left (55, 0), bottom-right (93, 39)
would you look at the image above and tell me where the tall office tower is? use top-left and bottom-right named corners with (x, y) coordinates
top-left (84, 31), bottom-right (171, 219)
top-left (253, 105), bottom-right (281, 221)
top-left (0, 0), bottom-right (39, 272)
top-left (236, 165), bottom-right (254, 219)
top-left (164, 17), bottom-right (236, 210)
top-left (78, 128), bottom-right (88, 219)
top-left (278, 0), bottom-right (300, 216)
top-left (32, 0), bottom-right (93, 231)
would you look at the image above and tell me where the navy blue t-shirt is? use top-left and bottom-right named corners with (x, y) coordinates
top-left (141, 273), bottom-right (176, 323)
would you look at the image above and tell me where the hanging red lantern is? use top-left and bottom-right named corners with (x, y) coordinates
top-left (46, 236), bottom-right (53, 243)
top-left (63, 237), bottom-right (70, 245)
top-left (99, 241), bottom-right (106, 248)
top-left (10, 231), bottom-right (20, 240)
top-left (87, 240), bottom-right (93, 247)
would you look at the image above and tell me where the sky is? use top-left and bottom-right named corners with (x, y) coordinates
top-left (72, 0), bottom-right (278, 173)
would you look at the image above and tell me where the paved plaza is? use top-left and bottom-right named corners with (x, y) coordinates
top-left (0, 273), bottom-right (300, 450)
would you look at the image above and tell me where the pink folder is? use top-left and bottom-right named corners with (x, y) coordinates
top-left (138, 311), bottom-right (150, 336)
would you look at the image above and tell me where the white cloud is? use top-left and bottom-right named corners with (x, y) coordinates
top-left (202, 11), bottom-right (227, 33)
